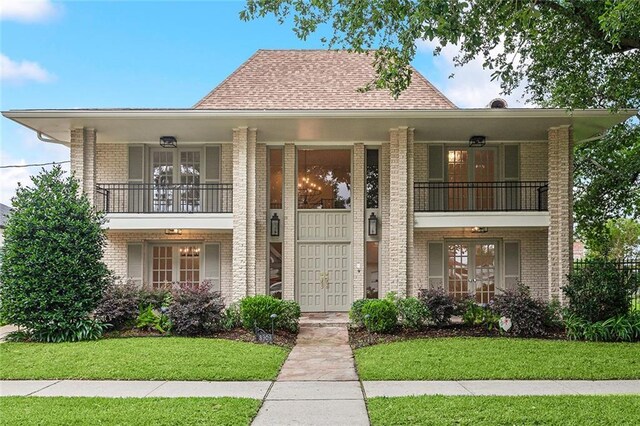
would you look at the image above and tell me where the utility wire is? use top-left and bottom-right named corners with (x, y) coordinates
top-left (0, 161), bottom-right (70, 169)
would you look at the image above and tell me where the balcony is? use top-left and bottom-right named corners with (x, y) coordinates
top-left (95, 183), bottom-right (233, 214)
top-left (414, 181), bottom-right (548, 212)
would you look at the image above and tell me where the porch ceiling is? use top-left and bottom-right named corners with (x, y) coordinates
top-left (3, 108), bottom-right (635, 145)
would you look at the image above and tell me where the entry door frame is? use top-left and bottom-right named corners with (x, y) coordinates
top-left (294, 146), bottom-right (354, 312)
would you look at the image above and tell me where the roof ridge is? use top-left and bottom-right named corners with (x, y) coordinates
top-left (193, 50), bottom-right (262, 108)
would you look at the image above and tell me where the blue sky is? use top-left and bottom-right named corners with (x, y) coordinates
top-left (0, 0), bottom-right (521, 205)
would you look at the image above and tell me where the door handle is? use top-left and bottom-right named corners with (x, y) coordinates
top-left (320, 272), bottom-right (329, 289)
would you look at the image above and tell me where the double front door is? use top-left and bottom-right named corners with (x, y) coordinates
top-left (298, 243), bottom-right (351, 312)
top-left (448, 242), bottom-right (497, 304)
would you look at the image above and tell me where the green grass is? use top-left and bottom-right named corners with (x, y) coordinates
top-left (367, 395), bottom-right (640, 425)
top-left (0, 337), bottom-right (288, 380)
top-left (0, 397), bottom-right (261, 426)
top-left (355, 337), bottom-right (640, 380)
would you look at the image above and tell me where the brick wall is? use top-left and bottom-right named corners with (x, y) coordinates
top-left (104, 230), bottom-right (234, 303)
top-left (95, 144), bottom-right (128, 184)
top-left (414, 229), bottom-right (549, 300)
top-left (352, 143), bottom-right (366, 299)
top-left (379, 142), bottom-right (390, 297)
top-left (520, 142), bottom-right (548, 181)
top-left (282, 143), bottom-right (296, 300)
top-left (255, 143), bottom-right (268, 295)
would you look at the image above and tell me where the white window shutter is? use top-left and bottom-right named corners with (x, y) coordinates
top-left (504, 145), bottom-right (519, 180)
top-left (205, 146), bottom-right (221, 182)
top-left (204, 243), bottom-right (221, 292)
top-left (128, 146), bottom-right (145, 212)
top-left (504, 241), bottom-right (520, 290)
top-left (127, 243), bottom-right (143, 286)
top-left (428, 145), bottom-right (444, 180)
top-left (428, 242), bottom-right (445, 290)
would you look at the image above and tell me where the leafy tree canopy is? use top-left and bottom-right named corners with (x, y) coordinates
top-left (242, 0), bottom-right (639, 109)
top-left (0, 166), bottom-right (111, 341)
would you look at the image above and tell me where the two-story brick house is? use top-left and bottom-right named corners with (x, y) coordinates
top-left (3, 50), bottom-right (632, 311)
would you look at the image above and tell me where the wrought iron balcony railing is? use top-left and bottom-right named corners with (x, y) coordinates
top-left (96, 183), bottom-right (233, 213)
top-left (414, 181), bottom-right (548, 212)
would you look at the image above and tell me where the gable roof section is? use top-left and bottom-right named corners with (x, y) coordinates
top-left (194, 50), bottom-right (456, 110)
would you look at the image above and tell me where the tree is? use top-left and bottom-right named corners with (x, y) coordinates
top-left (0, 166), bottom-right (111, 342)
top-left (241, 0), bottom-right (639, 109)
top-left (574, 124), bottom-right (640, 254)
top-left (586, 218), bottom-right (640, 260)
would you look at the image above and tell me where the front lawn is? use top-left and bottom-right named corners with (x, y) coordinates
top-left (355, 337), bottom-right (640, 380)
top-left (0, 337), bottom-right (288, 380)
top-left (0, 397), bottom-right (260, 426)
top-left (367, 395), bottom-right (640, 426)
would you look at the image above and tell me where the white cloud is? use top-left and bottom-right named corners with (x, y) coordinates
top-left (0, 0), bottom-right (60, 23)
top-left (0, 53), bottom-right (53, 84)
top-left (416, 39), bottom-right (532, 108)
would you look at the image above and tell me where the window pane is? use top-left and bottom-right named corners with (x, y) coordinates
top-left (366, 242), bottom-right (379, 299)
top-left (366, 149), bottom-right (379, 209)
top-left (179, 246), bottom-right (200, 287)
top-left (180, 151), bottom-right (201, 212)
top-left (153, 152), bottom-right (174, 212)
top-left (152, 246), bottom-right (173, 289)
top-left (447, 243), bottom-right (469, 300)
top-left (269, 149), bottom-right (283, 209)
top-left (298, 149), bottom-right (351, 209)
top-left (269, 243), bottom-right (282, 299)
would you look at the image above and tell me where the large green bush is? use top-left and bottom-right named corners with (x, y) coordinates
top-left (564, 260), bottom-right (637, 322)
top-left (396, 297), bottom-right (430, 330)
top-left (239, 295), bottom-right (301, 332)
top-left (361, 299), bottom-right (398, 333)
top-left (0, 166), bottom-right (111, 342)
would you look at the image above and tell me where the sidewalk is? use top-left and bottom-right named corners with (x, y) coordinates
top-left (3, 379), bottom-right (640, 398)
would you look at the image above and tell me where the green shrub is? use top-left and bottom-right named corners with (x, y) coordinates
top-left (490, 284), bottom-right (548, 337)
top-left (349, 299), bottom-right (369, 328)
top-left (136, 305), bottom-right (170, 333)
top-left (167, 282), bottom-right (224, 336)
top-left (139, 287), bottom-right (172, 310)
top-left (396, 297), bottom-right (430, 330)
top-left (239, 295), bottom-right (301, 332)
top-left (418, 288), bottom-right (456, 325)
top-left (565, 311), bottom-right (640, 342)
top-left (361, 299), bottom-right (398, 333)
top-left (0, 166), bottom-right (111, 342)
top-left (220, 302), bottom-right (242, 331)
top-left (95, 280), bottom-right (140, 331)
top-left (564, 259), bottom-right (637, 322)
top-left (278, 300), bottom-right (301, 333)
top-left (461, 298), bottom-right (500, 330)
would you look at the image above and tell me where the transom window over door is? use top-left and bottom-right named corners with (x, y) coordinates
top-left (297, 149), bottom-right (351, 209)
top-left (448, 241), bottom-right (497, 304)
top-left (151, 150), bottom-right (201, 212)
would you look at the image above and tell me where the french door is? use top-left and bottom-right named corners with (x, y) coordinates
top-left (447, 148), bottom-right (496, 210)
top-left (151, 150), bottom-right (201, 212)
top-left (447, 241), bottom-right (497, 304)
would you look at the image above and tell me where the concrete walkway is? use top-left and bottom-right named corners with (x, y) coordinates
top-left (3, 379), bottom-right (640, 398)
top-left (253, 317), bottom-right (369, 426)
top-left (0, 325), bottom-right (18, 342)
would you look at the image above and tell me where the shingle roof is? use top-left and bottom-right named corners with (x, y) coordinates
top-left (194, 50), bottom-right (456, 110)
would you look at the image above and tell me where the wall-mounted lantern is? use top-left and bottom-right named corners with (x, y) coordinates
top-left (270, 213), bottom-right (280, 237)
top-left (471, 226), bottom-right (488, 233)
top-left (368, 212), bottom-right (378, 236)
top-left (160, 136), bottom-right (177, 148)
top-left (468, 135), bottom-right (486, 147)
top-left (165, 228), bottom-right (182, 235)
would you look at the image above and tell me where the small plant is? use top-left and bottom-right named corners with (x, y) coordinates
top-left (565, 311), bottom-right (640, 342)
top-left (167, 282), bottom-right (224, 336)
top-left (136, 305), bottom-right (169, 333)
top-left (220, 302), bottom-right (242, 331)
top-left (349, 299), bottom-right (369, 328)
top-left (418, 288), bottom-right (456, 325)
top-left (95, 280), bottom-right (140, 331)
top-left (139, 286), bottom-right (172, 310)
top-left (278, 300), bottom-right (301, 333)
top-left (396, 297), bottom-right (430, 330)
top-left (564, 259), bottom-right (637, 323)
top-left (239, 295), bottom-right (301, 332)
top-left (490, 283), bottom-right (548, 337)
top-left (361, 299), bottom-right (398, 333)
top-left (461, 298), bottom-right (500, 330)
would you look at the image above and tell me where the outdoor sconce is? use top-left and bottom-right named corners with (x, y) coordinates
top-left (471, 226), bottom-right (488, 234)
top-left (368, 212), bottom-right (378, 236)
top-left (160, 136), bottom-right (177, 148)
top-left (468, 135), bottom-right (486, 147)
top-left (165, 228), bottom-right (182, 235)
top-left (270, 213), bottom-right (280, 237)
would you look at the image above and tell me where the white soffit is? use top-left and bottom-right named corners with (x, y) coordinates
top-left (2, 108), bottom-right (635, 145)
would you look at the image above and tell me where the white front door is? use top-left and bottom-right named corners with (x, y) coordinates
top-left (298, 242), bottom-right (351, 312)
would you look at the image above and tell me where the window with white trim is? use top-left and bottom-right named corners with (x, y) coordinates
top-left (150, 244), bottom-right (201, 289)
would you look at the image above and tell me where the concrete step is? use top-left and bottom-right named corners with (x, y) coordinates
top-left (299, 313), bottom-right (350, 327)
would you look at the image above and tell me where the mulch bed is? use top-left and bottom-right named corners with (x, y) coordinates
top-left (104, 328), bottom-right (297, 348)
top-left (349, 325), bottom-right (567, 349)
